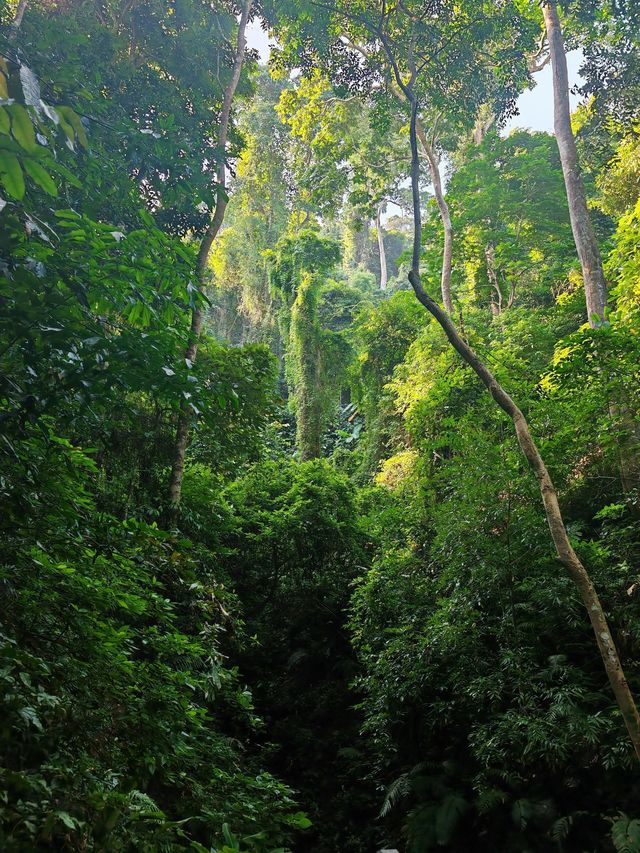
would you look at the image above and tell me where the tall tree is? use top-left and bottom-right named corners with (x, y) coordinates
top-left (541, 0), bottom-right (608, 326)
top-left (167, 0), bottom-right (252, 513)
top-left (433, 130), bottom-right (576, 313)
top-left (268, 229), bottom-right (346, 459)
top-left (375, 203), bottom-right (388, 290)
top-left (405, 91), bottom-right (640, 761)
top-left (415, 121), bottom-right (454, 314)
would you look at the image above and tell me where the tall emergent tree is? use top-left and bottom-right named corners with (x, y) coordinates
top-left (541, 0), bottom-right (608, 326)
top-left (167, 0), bottom-right (253, 513)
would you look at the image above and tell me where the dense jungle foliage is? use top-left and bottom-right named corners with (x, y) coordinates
top-left (1, 0), bottom-right (639, 850)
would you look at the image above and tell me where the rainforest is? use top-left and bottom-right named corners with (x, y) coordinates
top-left (1, 0), bottom-right (640, 850)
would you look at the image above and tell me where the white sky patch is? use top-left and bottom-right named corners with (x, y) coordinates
top-left (246, 17), bottom-right (271, 62)
top-left (503, 50), bottom-right (584, 135)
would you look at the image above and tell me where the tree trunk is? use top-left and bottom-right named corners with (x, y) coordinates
top-left (8, 0), bottom-right (27, 40)
top-left (415, 120), bottom-right (454, 315)
top-left (375, 205), bottom-right (388, 291)
top-left (485, 243), bottom-right (502, 317)
top-left (542, 1), bottom-right (607, 326)
top-left (291, 276), bottom-right (323, 461)
top-left (406, 95), bottom-right (640, 760)
top-left (166, 0), bottom-right (252, 515)
top-left (543, 2), bottom-right (639, 494)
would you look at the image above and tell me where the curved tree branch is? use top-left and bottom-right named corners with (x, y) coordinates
top-left (167, 0), bottom-right (253, 515)
top-left (404, 87), bottom-right (640, 760)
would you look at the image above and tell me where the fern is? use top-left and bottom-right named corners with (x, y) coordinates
top-left (476, 787), bottom-right (508, 814)
top-left (127, 790), bottom-right (162, 814)
top-left (380, 762), bottom-right (426, 817)
top-left (435, 794), bottom-right (468, 845)
top-left (407, 804), bottom-right (438, 851)
top-left (380, 773), bottom-right (411, 817)
top-left (551, 815), bottom-right (573, 842)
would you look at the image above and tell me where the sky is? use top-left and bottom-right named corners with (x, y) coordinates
top-left (245, 18), bottom-right (585, 136)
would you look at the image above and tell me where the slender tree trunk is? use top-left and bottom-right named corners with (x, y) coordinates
top-left (8, 0), bottom-right (27, 40)
top-left (166, 0), bottom-right (252, 515)
top-left (472, 108), bottom-right (495, 145)
top-left (485, 243), bottom-right (502, 317)
top-left (543, 2), bottom-right (640, 494)
top-left (375, 205), bottom-right (388, 291)
top-left (542, 1), bottom-right (607, 326)
top-left (405, 95), bottom-right (640, 760)
top-left (415, 120), bottom-right (454, 315)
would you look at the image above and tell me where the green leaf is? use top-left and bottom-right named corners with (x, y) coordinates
top-left (221, 824), bottom-right (239, 848)
top-left (57, 112), bottom-right (75, 148)
top-left (0, 107), bottom-right (10, 135)
top-left (139, 208), bottom-right (155, 227)
top-left (511, 799), bottom-right (533, 831)
top-left (0, 151), bottom-right (25, 199)
top-left (55, 811), bottom-right (77, 830)
top-left (57, 105), bottom-right (88, 149)
top-left (23, 158), bottom-right (58, 196)
top-left (18, 706), bottom-right (43, 731)
top-left (551, 815), bottom-right (573, 842)
top-left (49, 160), bottom-right (82, 189)
top-left (8, 104), bottom-right (37, 153)
top-left (288, 811), bottom-right (312, 829)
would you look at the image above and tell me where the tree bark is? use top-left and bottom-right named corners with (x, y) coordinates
top-left (375, 204), bottom-right (388, 291)
top-left (543, 2), bottom-right (640, 495)
top-left (406, 95), bottom-right (640, 760)
top-left (415, 119), bottom-right (454, 315)
top-left (166, 0), bottom-right (252, 515)
top-left (8, 0), bottom-right (27, 40)
top-left (542, 1), bottom-right (607, 327)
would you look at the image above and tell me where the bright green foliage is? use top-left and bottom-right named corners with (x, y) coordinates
top-left (0, 55), bottom-right (85, 204)
top-left (210, 71), bottom-right (290, 342)
top-left (289, 273), bottom-right (333, 459)
top-left (267, 229), bottom-right (341, 298)
top-left (426, 131), bottom-right (577, 312)
top-left (595, 128), bottom-right (640, 217)
top-left (267, 230), bottom-right (353, 458)
top-left (275, 69), bottom-right (407, 231)
top-left (608, 198), bottom-right (640, 322)
top-left (288, 274), bottom-right (355, 459)
top-left (350, 292), bottom-right (427, 474)
top-left (3, 0), bottom-right (640, 851)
